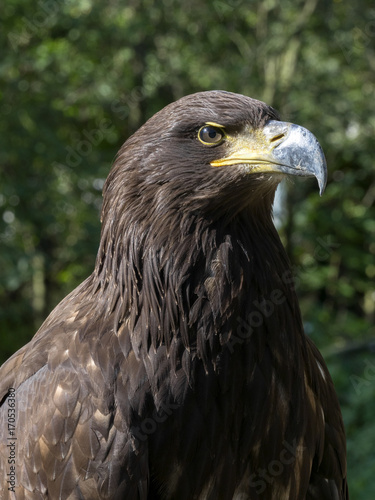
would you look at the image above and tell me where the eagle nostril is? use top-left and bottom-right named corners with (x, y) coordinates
top-left (270, 133), bottom-right (285, 143)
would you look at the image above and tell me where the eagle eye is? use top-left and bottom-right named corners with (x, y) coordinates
top-left (198, 125), bottom-right (225, 146)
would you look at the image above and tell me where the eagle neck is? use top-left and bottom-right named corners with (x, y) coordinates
top-left (92, 204), bottom-right (305, 373)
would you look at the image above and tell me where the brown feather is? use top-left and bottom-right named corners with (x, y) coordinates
top-left (0, 91), bottom-right (347, 499)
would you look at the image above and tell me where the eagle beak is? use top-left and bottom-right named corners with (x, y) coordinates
top-left (210, 120), bottom-right (327, 195)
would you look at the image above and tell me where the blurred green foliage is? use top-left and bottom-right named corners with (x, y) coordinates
top-left (0, 0), bottom-right (374, 497)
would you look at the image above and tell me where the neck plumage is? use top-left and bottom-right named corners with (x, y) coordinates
top-left (90, 202), bottom-right (304, 371)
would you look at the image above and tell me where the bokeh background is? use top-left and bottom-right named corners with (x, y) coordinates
top-left (1, 1), bottom-right (374, 497)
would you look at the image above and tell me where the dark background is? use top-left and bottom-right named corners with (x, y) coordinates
top-left (1, 1), bottom-right (374, 497)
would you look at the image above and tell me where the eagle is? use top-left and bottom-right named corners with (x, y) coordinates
top-left (0, 91), bottom-right (348, 499)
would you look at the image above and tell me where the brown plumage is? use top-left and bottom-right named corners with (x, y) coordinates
top-left (0, 91), bottom-right (348, 499)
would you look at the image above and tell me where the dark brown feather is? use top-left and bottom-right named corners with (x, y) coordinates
top-left (0, 91), bottom-right (347, 499)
